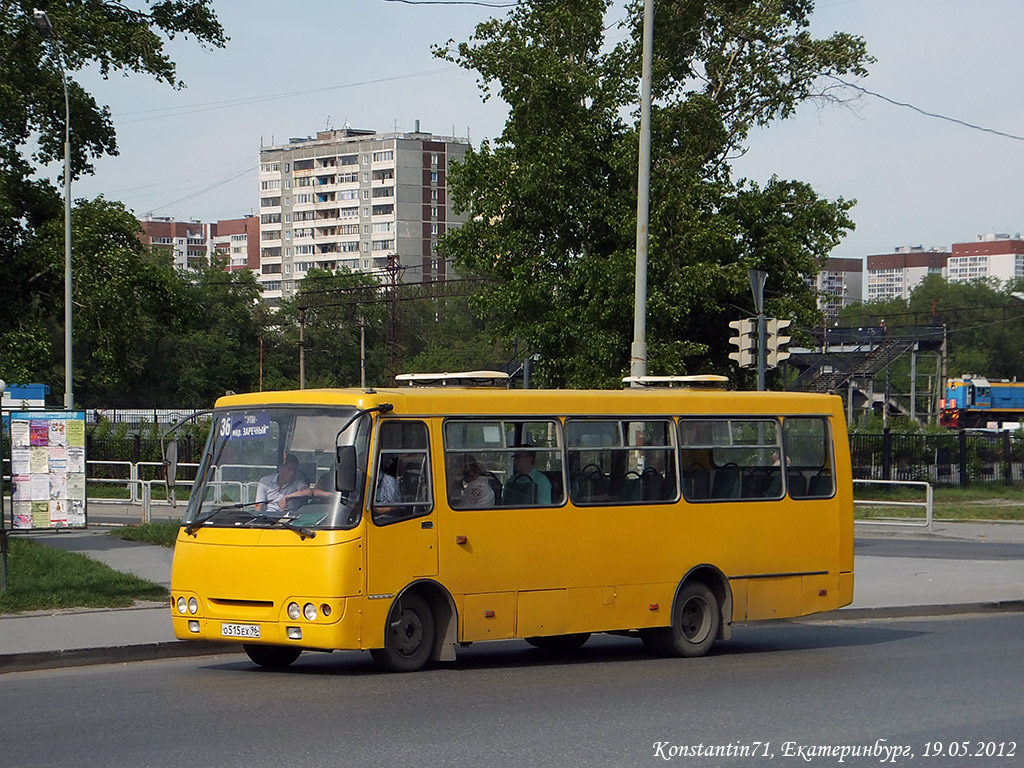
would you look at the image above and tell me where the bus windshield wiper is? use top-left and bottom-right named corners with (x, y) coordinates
top-left (183, 501), bottom-right (261, 535)
top-left (246, 513), bottom-right (318, 540)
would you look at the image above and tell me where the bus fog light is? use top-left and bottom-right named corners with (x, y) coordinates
top-left (321, 603), bottom-right (332, 617)
top-left (177, 597), bottom-right (187, 614)
top-left (287, 626), bottom-right (302, 640)
top-left (287, 602), bottom-right (301, 620)
top-left (303, 603), bottom-right (317, 621)
top-left (188, 597), bottom-right (199, 614)
top-left (188, 620), bottom-right (200, 633)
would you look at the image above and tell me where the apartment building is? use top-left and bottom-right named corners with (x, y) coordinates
top-left (947, 233), bottom-right (1024, 284)
top-left (256, 125), bottom-right (469, 305)
top-left (813, 257), bottom-right (864, 322)
top-left (211, 215), bottom-right (260, 272)
top-left (138, 216), bottom-right (213, 270)
top-left (866, 246), bottom-right (948, 301)
top-left (139, 215), bottom-right (260, 272)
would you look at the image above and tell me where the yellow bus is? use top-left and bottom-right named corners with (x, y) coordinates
top-left (168, 374), bottom-right (853, 671)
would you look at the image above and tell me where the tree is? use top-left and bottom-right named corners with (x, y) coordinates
top-left (0, 1), bottom-right (225, 401)
top-left (435, 0), bottom-right (869, 388)
top-left (161, 260), bottom-right (267, 404)
top-left (276, 268), bottom-right (388, 389)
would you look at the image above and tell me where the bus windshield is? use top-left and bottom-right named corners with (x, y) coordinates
top-left (185, 406), bottom-right (369, 530)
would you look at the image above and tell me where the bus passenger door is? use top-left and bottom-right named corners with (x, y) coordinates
top-left (366, 420), bottom-right (438, 597)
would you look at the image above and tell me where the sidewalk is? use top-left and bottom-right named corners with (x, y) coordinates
top-left (2, 515), bottom-right (1022, 674)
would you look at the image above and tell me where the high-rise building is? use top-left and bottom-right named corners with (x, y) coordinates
top-left (813, 257), bottom-right (864, 322)
top-left (866, 246), bottom-right (948, 301)
top-left (948, 233), bottom-right (1024, 284)
top-left (256, 125), bottom-right (469, 305)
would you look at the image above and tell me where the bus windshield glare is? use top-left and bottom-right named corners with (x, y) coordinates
top-left (186, 406), bottom-right (368, 530)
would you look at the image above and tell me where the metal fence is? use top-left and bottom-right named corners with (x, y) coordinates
top-left (850, 428), bottom-right (1024, 487)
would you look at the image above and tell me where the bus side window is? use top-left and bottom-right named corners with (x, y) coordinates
top-left (783, 417), bottom-right (834, 499)
top-left (566, 418), bottom-right (676, 506)
top-left (373, 420), bottom-right (432, 523)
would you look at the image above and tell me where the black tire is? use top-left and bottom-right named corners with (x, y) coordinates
top-left (370, 592), bottom-right (435, 672)
top-left (645, 582), bottom-right (719, 658)
top-left (524, 633), bottom-right (591, 652)
top-left (243, 644), bottom-right (302, 669)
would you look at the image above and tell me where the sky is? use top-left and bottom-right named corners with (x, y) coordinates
top-left (67, 0), bottom-right (1024, 261)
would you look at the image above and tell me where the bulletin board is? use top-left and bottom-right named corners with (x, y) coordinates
top-left (8, 411), bottom-right (87, 530)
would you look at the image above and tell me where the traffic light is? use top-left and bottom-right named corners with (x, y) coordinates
top-left (766, 318), bottom-right (792, 368)
top-left (728, 318), bottom-right (756, 368)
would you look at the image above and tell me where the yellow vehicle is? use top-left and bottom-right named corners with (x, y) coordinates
top-left (168, 374), bottom-right (853, 671)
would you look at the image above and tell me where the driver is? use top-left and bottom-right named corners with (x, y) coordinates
top-left (255, 453), bottom-right (309, 515)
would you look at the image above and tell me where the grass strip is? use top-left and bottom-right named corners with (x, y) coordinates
top-left (109, 521), bottom-right (181, 548)
top-left (0, 538), bottom-right (167, 615)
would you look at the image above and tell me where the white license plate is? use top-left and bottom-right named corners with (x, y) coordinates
top-left (221, 623), bottom-right (260, 638)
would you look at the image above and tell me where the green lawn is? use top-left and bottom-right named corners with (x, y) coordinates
top-left (0, 537), bottom-right (167, 614)
top-left (854, 485), bottom-right (1024, 521)
top-left (109, 520), bottom-right (182, 548)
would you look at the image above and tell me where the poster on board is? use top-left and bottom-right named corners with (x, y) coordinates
top-left (8, 411), bottom-right (87, 530)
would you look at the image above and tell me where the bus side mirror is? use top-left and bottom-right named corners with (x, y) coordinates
top-left (335, 445), bottom-right (357, 493)
top-left (163, 439), bottom-right (178, 491)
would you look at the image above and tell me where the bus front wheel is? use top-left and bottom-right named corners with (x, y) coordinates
top-left (370, 592), bottom-right (435, 672)
top-left (653, 581), bottom-right (719, 658)
top-left (243, 644), bottom-right (302, 669)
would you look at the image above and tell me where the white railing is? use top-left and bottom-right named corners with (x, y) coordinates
top-left (853, 479), bottom-right (933, 531)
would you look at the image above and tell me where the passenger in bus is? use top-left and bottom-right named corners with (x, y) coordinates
top-left (375, 457), bottom-right (401, 503)
top-left (504, 448), bottom-right (552, 505)
top-left (451, 455), bottom-right (495, 509)
top-left (255, 452), bottom-right (309, 515)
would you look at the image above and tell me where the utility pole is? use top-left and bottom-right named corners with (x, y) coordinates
top-left (630, 0), bottom-right (654, 384)
top-left (385, 254), bottom-right (402, 384)
top-left (749, 269), bottom-right (767, 391)
top-left (298, 308), bottom-right (306, 389)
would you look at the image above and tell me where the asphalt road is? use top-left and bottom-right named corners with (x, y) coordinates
top-left (2, 614), bottom-right (1021, 768)
top-left (855, 537), bottom-right (1024, 560)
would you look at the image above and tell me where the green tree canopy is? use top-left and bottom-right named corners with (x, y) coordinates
top-left (436, 0), bottom-right (868, 388)
top-left (0, 1), bottom-right (225, 403)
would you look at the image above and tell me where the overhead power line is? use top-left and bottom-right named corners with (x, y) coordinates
top-left (381, 0), bottom-right (518, 7)
top-left (830, 76), bottom-right (1024, 143)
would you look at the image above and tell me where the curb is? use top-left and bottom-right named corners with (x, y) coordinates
top-left (814, 599), bottom-right (1024, 621)
top-left (0, 641), bottom-right (242, 675)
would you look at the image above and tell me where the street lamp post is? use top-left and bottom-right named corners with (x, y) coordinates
top-left (33, 9), bottom-right (74, 411)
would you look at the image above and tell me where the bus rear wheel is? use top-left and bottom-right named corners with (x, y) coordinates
top-left (525, 633), bottom-right (591, 652)
top-left (370, 592), bottom-right (435, 672)
top-left (650, 581), bottom-right (719, 658)
top-left (243, 644), bottom-right (302, 669)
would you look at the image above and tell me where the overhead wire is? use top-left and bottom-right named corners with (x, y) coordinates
top-left (829, 76), bottom-right (1024, 143)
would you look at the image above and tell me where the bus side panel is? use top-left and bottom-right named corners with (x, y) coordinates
top-left (460, 592), bottom-right (516, 641)
top-left (517, 589), bottom-right (567, 637)
top-left (745, 576), bottom-right (802, 620)
top-left (800, 573), bottom-right (843, 615)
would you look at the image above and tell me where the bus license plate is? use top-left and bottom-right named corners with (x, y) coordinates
top-left (221, 623), bottom-right (260, 638)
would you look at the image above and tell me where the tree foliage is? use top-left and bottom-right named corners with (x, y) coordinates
top-left (436, 0), bottom-right (869, 388)
top-left (0, 1), bottom-right (225, 404)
